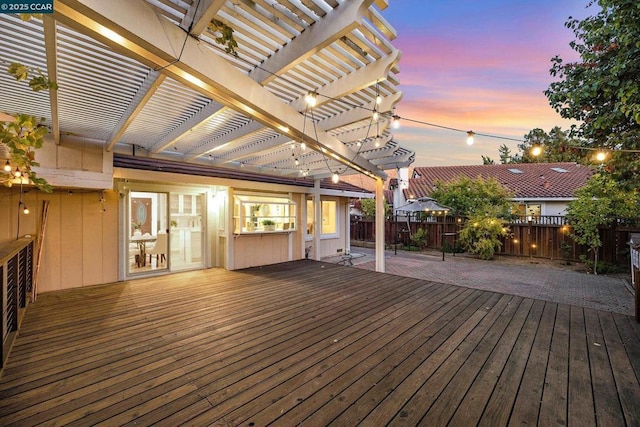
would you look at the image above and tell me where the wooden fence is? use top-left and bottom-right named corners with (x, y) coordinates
top-left (351, 216), bottom-right (640, 266)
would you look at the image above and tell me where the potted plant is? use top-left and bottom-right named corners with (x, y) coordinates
top-left (262, 219), bottom-right (276, 231)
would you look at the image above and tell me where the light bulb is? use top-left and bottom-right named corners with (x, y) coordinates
top-left (392, 115), bottom-right (400, 129)
top-left (332, 172), bottom-right (339, 184)
top-left (466, 131), bottom-right (475, 146)
top-left (375, 136), bottom-right (380, 147)
top-left (531, 146), bottom-right (542, 156)
top-left (294, 158), bottom-right (299, 166)
top-left (23, 205), bottom-right (29, 215)
top-left (305, 92), bottom-right (317, 107)
top-left (376, 95), bottom-right (382, 105)
top-left (372, 111), bottom-right (379, 122)
top-left (595, 151), bottom-right (606, 162)
top-left (300, 142), bottom-right (306, 151)
top-left (14, 167), bottom-right (21, 178)
top-left (3, 160), bottom-right (10, 172)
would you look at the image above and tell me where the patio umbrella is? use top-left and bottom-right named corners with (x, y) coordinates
top-left (395, 197), bottom-right (451, 217)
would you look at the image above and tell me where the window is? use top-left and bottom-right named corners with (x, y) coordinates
top-left (233, 194), bottom-right (296, 234)
top-left (321, 200), bottom-right (337, 235)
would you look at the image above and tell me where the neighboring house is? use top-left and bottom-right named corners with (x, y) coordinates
top-left (390, 163), bottom-right (593, 218)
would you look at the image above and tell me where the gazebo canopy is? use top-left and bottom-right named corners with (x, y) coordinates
top-left (395, 197), bottom-right (450, 216)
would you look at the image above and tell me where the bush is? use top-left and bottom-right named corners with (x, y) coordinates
top-left (458, 216), bottom-right (508, 260)
top-left (410, 228), bottom-right (427, 250)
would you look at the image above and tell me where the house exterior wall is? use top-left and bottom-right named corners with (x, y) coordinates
top-left (0, 188), bottom-right (119, 292)
top-left (1, 163), bottom-right (356, 292)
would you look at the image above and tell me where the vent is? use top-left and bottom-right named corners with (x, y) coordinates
top-left (508, 168), bottom-right (523, 174)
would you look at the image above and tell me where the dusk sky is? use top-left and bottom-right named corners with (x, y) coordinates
top-left (384, 0), bottom-right (594, 166)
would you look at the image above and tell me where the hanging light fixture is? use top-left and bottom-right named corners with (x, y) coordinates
top-left (466, 131), bottom-right (475, 146)
top-left (20, 202), bottom-right (29, 215)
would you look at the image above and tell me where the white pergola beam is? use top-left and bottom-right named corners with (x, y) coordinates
top-left (182, 0), bottom-right (226, 36)
top-left (317, 91), bottom-right (402, 132)
top-left (288, 49), bottom-right (400, 112)
top-left (43, 16), bottom-right (60, 145)
top-left (185, 120), bottom-right (270, 161)
top-left (107, 70), bottom-right (166, 151)
top-left (249, 0), bottom-right (374, 85)
top-left (150, 100), bottom-right (225, 153)
top-left (54, 0), bottom-right (385, 180)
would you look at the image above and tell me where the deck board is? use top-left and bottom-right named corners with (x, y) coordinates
top-left (1, 260), bottom-right (639, 426)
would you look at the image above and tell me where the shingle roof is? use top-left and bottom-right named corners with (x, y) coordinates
top-left (408, 163), bottom-right (593, 199)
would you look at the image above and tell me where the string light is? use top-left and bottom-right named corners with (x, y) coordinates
top-left (595, 151), bottom-right (607, 162)
top-left (304, 91), bottom-right (317, 107)
top-left (332, 172), bottom-right (340, 184)
top-left (14, 167), bottom-right (21, 178)
top-left (531, 145), bottom-right (542, 156)
top-left (3, 160), bottom-right (10, 172)
top-left (466, 131), bottom-right (475, 146)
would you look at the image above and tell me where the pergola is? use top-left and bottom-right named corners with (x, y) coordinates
top-left (0, 0), bottom-right (415, 270)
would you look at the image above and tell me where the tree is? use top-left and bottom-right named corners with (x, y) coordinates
top-left (481, 155), bottom-right (495, 165)
top-left (360, 198), bottom-right (390, 218)
top-left (498, 144), bottom-right (518, 164)
top-left (429, 176), bottom-right (514, 218)
top-left (515, 127), bottom-right (587, 164)
top-left (430, 176), bottom-right (514, 260)
top-left (565, 173), bottom-right (639, 274)
top-left (545, 0), bottom-right (640, 188)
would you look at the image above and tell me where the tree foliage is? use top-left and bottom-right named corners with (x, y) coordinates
top-left (545, 0), bottom-right (640, 188)
top-left (565, 172), bottom-right (639, 274)
top-left (429, 176), bottom-right (514, 218)
top-left (1, 114), bottom-right (52, 192)
top-left (360, 197), bottom-right (390, 218)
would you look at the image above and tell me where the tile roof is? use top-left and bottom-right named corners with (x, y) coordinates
top-left (408, 163), bottom-right (593, 199)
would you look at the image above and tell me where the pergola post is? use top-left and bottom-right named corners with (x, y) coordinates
top-left (375, 177), bottom-right (385, 272)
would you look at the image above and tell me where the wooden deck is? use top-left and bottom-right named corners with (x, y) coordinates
top-left (1, 260), bottom-right (639, 426)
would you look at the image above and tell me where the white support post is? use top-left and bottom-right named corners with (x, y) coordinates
top-left (375, 178), bottom-right (385, 272)
top-left (314, 180), bottom-right (322, 261)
